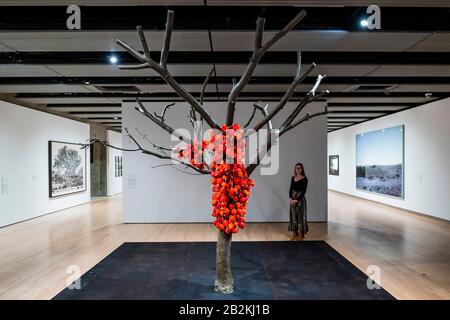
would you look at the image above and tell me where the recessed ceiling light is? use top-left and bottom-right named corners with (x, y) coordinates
top-left (109, 56), bottom-right (118, 64)
top-left (114, 117), bottom-right (118, 120)
top-left (84, 81), bottom-right (90, 85)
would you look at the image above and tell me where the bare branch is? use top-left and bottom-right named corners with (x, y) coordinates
top-left (116, 39), bottom-right (148, 64)
top-left (135, 98), bottom-right (192, 144)
top-left (81, 139), bottom-right (140, 152)
top-left (118, 63), bottom-right (150, 70)
top-left (295, 51), bottom-right (302, 79)
top-left (116, 10), bottom-right (221, 129)
top-left (225, 10), bottom-right (307, 126)
top-left (126, 128), bottom-right (209, 174)
top-left (279, 88), bottom-right (329, 133)
top-left (137, 25), bottom-right (151, 60)
top-left (152, 163), bottom-right (205, 175)
top-left (153, 102), bottom-right (175, 124)
top-left (135, 128), bottom-right (173, 154)
top-left (309, 74), bottom-right (326, 96)
top-left (261, 11), bottom-right (307, 52)
top-left (246, 105), bottom-right (329, 177)
top-left (281, 104), bottom-right (330, 135)
top-left (160, 10), bottom-right (174, 67)
top-left (188, 109), bottom-right (196, 128)
top-left (251, 62), bottom-right (316, 132)
top-left (254, 17), bottom-right (265, 50)
top-left (243, 106), bottom-right (258, 128)
top-left (244, 101), bottom-right (272, 130)
top-left (172, 165), bottom-right (206, 175)
top-left (200, 67), bottom-right (214, 105)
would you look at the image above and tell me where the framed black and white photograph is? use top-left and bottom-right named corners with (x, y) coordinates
top-left (329, 155), bottom-right (339, 176)
top-left (114, 155), bottom-right (123, 178)
top-left (49, 141), bottom-right (87, 198)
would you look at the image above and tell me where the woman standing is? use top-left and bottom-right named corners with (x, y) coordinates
top-left (288, 163), bottom-right (309, 240)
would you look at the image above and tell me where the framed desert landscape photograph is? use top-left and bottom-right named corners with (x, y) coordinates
top-left (356, 125), bottom-right (404, 198)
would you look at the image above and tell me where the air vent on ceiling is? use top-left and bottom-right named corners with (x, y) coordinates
top-left (95, 85), bottom-right (141, 92)
top-left (352, 85), bottom-right (397, 92)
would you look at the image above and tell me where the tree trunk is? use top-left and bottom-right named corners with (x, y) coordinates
top-left (214, 230), bottom-right (233, 294)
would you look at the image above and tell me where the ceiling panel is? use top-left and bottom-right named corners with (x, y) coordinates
top-left (327, 122), bottom-right (359, 126)
top-left (212, 31), bottom-right (430, 52)
top-left (328, 112), bottom-right (386, 117)
top-left (328, 117), bottom-right (370, 121)
top-left (214, 63), bottom-right (378, 77)
top-left (0, 84), bottom-right (92, 93)
top-left (407, 33), bottom-right (450, 52)
top-left (89, 118), bottom-right (122, 123)
top-left (47, 63), bottom-right (215, 77)
top-left (18, 97), bottom-right (115, 104)
top-left (368, 65), bottom-right (450, 77)
top-left (327, 97), bottom-right (429, 103)
top-left (389, 85), bottom-right (450, 92)
top-left (328, 106), bottom-right (407, 111)
top-left (217, 83), bottom-right (348, 92)
top-left (48, 106), bottom-right (122, 112)
top-left (0, 64), bottom-right (59, 77)
top-left (74, 113), bottom-right (121, 118)
top-left (0, 31), bottom-right (210, 52)
top-left (135, 83), bottom-right (215, 93)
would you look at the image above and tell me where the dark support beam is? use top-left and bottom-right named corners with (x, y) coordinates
top-left (0, 6), bottom-right (448, 31)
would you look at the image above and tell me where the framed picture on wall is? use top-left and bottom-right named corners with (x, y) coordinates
top-left (114, 155), bottom-right (123, 178)
top-left (356, 125), bottom-right (404, 198)
top-left (329, 155), bottom-right (339, 176)
top-left (49, 141), bottom-right (87, 198)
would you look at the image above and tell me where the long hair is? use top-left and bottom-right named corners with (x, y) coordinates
top-left (294, 163), bottom-right (306, 177)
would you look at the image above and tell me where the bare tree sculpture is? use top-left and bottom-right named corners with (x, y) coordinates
top-left (85, 9), bottom-right (330, 294)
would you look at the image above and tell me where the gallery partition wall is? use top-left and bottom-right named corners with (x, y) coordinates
top-left (0, 100), bottom-right (91, 227)
top-left (328, 98), bottom-right (450, 221)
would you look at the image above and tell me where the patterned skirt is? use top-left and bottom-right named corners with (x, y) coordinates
top-left (288, 191), bottom-right (308, 233)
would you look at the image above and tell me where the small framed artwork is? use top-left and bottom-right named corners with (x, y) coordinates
top-left (49, 141), bottom-right (87, 198)
top-left (114, 155), bottom-right (123, 177)
top-left (329, 155), bottom-right (339, 176)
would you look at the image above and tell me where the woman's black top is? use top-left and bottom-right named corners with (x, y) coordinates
top-left (289, 176), bottom-right (308, 201)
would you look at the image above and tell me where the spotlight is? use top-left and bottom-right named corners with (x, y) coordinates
top-left (109, 56), bottom-right (118, 64)
top-left (360, 19), bottom-right (368, 27)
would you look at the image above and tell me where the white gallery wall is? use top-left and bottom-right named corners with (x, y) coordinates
top-left (107, 129), bottom-right (123, 196)
top-left (122, 101), bottom-right (327, 223)
top-left (0, 101), bottom-right (90, 227)
top-left (328, 98), bottom-right (450, 221)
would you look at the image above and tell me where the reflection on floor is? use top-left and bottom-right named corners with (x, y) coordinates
top-left (0, 191), bottom-right (448, 299)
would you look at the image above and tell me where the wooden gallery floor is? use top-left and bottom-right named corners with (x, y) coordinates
top-left (0, 191), bottom-right (449, 300)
